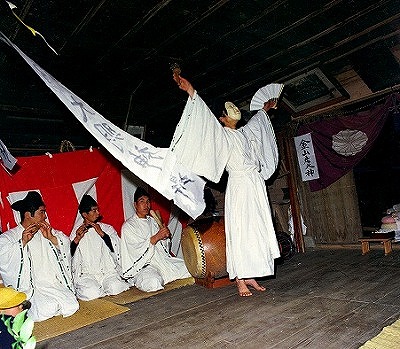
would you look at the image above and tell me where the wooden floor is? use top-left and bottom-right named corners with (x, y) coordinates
top-left (37, 247), bottom-right (400, 349)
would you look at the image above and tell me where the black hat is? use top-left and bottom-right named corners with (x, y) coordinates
top-left (78, 195), bottom-right (98, 214)
top-left (11, 191), bottom-right (45, 213)
top-left (134, 187), bottom-right (150, 203)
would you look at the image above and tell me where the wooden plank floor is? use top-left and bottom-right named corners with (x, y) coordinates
top-left (36, 247), bottom-right (400, 349)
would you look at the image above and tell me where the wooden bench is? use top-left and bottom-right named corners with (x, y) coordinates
top-left (359, 238), bottom-right (394, 256)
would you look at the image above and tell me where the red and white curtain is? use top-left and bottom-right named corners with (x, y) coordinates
top-left (0, 148), bottom-right (178, 238)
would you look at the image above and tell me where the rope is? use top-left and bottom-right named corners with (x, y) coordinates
top-left (59, 140), bottom-right (76, 152)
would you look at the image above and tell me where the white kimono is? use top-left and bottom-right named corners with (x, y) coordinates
top-left (0, 225), bottom-right (79, 322)
top-left (120, 213), bottom-right (191, 292)
top-left (170, 92), bottom-right (281, 279)
top-left (70, 222), bottom-right (129, 300)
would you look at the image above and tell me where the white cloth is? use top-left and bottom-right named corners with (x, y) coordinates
top-left (69, 222), bottom-right (129, 300)
top-left (0, 32), bottom-right (206, 220)
top-left (170, 93), bottom-right (281, 279)
top-left (120, 213), bottom-right (191, 292)
top-left (0, 224), bottom-right (79, 322)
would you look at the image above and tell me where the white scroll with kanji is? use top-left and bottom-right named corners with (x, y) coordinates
top-left (294, 133), bottom-right (320, 181)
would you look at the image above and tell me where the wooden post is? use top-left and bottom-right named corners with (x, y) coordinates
top-left (282, 134), bottom-right (305, 253)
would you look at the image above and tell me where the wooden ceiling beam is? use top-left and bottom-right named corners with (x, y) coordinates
top-left (200, 4), bottom-right (400, 103)
top-left (0, 103), bottom-right (58, 116)
top-left (244, 0), bottom-right (399, 75)
top-left (194, 0), bottom-right (345, 79)
top-left (117, 0), bottom-right (231, 72)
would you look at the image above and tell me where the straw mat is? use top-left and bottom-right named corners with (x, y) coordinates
top-left (34, 298), bottom-right (129, 342)
top-left (104, 277), bottom-right (195, 305)
top-left (359, 318), bottom-right (400, 349)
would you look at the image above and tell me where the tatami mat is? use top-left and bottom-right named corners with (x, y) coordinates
top-left (34, 298), bottom-right (129, 342)
top-left (104, 277), bottom-right (195, 305)
top-left (359, 318), bottom-right (400, 349)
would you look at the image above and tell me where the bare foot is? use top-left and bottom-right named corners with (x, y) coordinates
top-left (236, 278), bottom-right (252, 297)
top-left (244, 279), bottom-right (266, 292)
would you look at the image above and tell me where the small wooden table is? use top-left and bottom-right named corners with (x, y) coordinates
top-left (359, 237), bottom-right (394, 255)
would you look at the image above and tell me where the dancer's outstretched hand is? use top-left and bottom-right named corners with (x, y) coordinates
top-left (173, 75), bottom-right (195, 98)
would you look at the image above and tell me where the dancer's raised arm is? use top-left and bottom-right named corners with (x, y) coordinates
top-left (173, 74), bottom-right (195, 98)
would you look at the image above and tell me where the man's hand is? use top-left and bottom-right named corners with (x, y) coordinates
top-left (74, 224), bottom-right (88, 244)
top-left (38, 221), bottom-right (58, 246)
top-left (85, 220), bottom-right (104, 238)
top-left (21, 223), bottom-right (40, 247)
top-left (263, 100), bottom-right (278, 112)
top-left (150, 226), bottom-right (171, 245)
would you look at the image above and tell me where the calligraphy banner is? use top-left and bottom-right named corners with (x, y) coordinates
top-left (293, 133), bottom-right (319, 181)
top-left (0, 32), bottom-right (205, 219)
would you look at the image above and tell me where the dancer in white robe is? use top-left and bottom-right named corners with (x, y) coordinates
top-left (0, 191), bottom-right (79, 321)
top-left (170, 75), bottom-right (281, 296)
top-left (70, 195), bottom-right (129, 300)
top-left (120, 187), bottom-right (191, 292)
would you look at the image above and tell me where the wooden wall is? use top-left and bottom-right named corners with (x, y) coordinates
top-left (281, 66), bottom-right (394, 246)
top-left (297, 171), bottom-right (362, 244)
top-left (270, 132), bottom-right (362, 246)
top-left (281, 124), bottom-right (363, 245)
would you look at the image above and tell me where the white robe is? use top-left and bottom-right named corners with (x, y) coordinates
top-left (69, 222), bottom-right (130, 300)
top-left (0, 224), bottom-right (79, 322)
top-left (120, 213), bottom-right (191, 292)
top-left (170, 92), bottom-right (281, 279)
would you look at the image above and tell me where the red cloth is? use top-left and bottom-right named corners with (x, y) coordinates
top-left (0, 148), bottom-right (175, 235)
top-left (0, 149), bottom-right (122, 234)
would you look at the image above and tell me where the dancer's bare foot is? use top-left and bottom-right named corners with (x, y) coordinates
top-left (236, 278), bottom-right (252, 297)
top-left (244, 279), bottom-right (266, 292)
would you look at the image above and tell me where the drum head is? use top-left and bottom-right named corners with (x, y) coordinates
top-left (181, 217), bottom-right (227, 279)
top-left (181, 226), bottom-right (206, 278)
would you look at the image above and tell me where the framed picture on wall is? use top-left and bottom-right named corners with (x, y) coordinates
top-left (282, 68), bottom-right (349, 118)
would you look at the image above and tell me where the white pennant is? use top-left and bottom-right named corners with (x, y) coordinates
top-left (0, 32), bottom-right (205, 219)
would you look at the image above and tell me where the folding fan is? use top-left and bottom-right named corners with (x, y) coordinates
top-left (250, 83), bottom-right (284, 111)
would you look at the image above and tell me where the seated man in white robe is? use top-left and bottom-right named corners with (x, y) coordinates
top-left (120, 187), bottom-right (191, 292)
top-left (70, 195), bottom-right (130, 300)
top-left (0, 191), bottom-right (79, 322)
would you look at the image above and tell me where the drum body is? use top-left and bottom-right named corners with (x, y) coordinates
top-left (181, 217), bottom-right (227, 279)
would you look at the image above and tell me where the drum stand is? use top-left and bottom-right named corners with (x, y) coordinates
top-left (195, 271), bottom-right (233, 289)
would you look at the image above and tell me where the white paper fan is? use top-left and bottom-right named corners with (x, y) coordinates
top-left (250, 83), bottom-right (284, 111)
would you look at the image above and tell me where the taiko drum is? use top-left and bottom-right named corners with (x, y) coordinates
top-left (181, 217), bottom-right (227, 279)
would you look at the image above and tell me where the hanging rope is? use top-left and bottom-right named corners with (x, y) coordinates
top-left (59, 140), bottom-right (75, 152)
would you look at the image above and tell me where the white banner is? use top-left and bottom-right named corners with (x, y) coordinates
top-left (0, 32), bottom-right (205, 219)
top-left (294, 132), bottom-right (319, 181)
